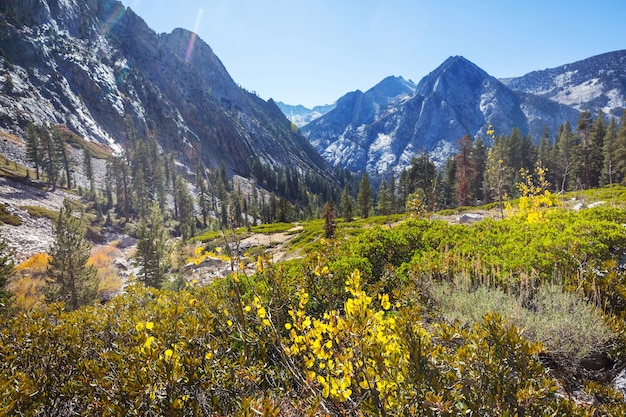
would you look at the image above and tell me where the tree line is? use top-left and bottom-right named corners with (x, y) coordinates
top-left (341, 110), bottom-right (626, 220)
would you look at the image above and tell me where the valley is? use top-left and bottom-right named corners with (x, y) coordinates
top-left (2, 0), bottom-right (626, 415)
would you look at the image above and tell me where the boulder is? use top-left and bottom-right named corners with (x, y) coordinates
top-left (458, 213), bottom-right (484, 224)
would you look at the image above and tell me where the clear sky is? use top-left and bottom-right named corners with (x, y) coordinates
top-left (118, 0), bottom-right (626, 108)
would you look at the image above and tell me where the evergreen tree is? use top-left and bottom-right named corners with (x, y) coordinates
top-left (132, 162), bottom-right (149, 218)
top-left (601, 117), bottom-right (619, 185)
top-left (103, 160), bottom-right (114, 210)
top-left (133, 204), bottom-right (171, 289)
top-left (615, 111), bottom-right (626, 183)
top-left (52, 127), bottom-right (73, 189)
top-left (470, 137), bottom-right (488, 202)
top-left (46, 199), bottom-right (98, 310)
top-left (407, 154), bottom-right (438, 211)
top-left (574, 110), bottom-right (594, 189)
top-left (440, 157), bottom-right (456, 208)
top-left (0, 238), bottom-right (15, 315)
top-left (340, 186), bottom-right (354, 222)
top-left (25, 122), bottom-right (42, 180)
top-left (111, 155), bottom-right (131, 220)
top-left (323, 201), bottom-right (335, 239)
top-left (587, 110), bottom-right (606, 187)
top-left (356, 172), bottom-right (373, 218)
top-left (388, 172), bottom-right (397, 212)
top-left (173, 176), bottom-right (196, 240)
top-left (40, 125), bottom-right (59, 190)
top-left (537, 128), bottom-right (552, 167)
top-left (376, 178), bottom-right (393, 216)
top-left (454, 135), bottom-right (476, 207)
top-left (275, 197), bottom-right (290, 223)
top-left (83, 148), bottom-right (95, 199)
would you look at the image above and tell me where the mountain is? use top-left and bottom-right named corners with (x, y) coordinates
top-left (276, 102), bottom-right (336, 127)
top-left (303, 58), bottom-right (579, 175)
top-left (502, 50), bottom-right (626, 118)
top-left (0, 0), bottom-right (331, 180)
top-left (300, 75), bottom-right (418, 172)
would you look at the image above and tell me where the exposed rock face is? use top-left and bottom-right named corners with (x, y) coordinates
top-left (303, 57), bottom-right (581, 176)
top-left (502, 50), bottom-right (626, 118)
top-left (301, 75), bottom-right (417, 173)
top-left (0, 0), bottom-right (331, 178)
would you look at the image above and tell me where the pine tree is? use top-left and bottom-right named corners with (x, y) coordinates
top-left (470, 137), bottom-right (488, 203)
top-left (537, 128), bottom-right (552, 167)
top-left (83, 148), bottom-right (95, 199)
top-left (407, 154), bottom-right (438, 210)
top-left (25, 122), bottom-right (42, 180)
top-left (440, 157), bottom-right (456, 208)
top-left (587, 110), bottom-right (606, 187)
top-left (454, 135), bottom-right (476, 207)
top-left (323, 201), bottom-right (335, 238)
top-left (52, 127), bottom-right (73, 189)
top-left (133, 204), bottom-right (171, 289)
top-left (111, 156), bottom-right (131, 220)
top-left (356, 172), bottom-right (373, 218)
top-left (0, 238), bottom-right (15, 315)
top-left (601, 117), bottom-right (619, 186)
top-left (376, 178), bottom-right (393, 216)
top-left (340, 186), bottom-right (354, 222)
top-left (46, 199), bottom-right (98, 310)
top-left (615, 111), bottom-right (626, 183)
top-left (40, 125), bottom-right (59, 190)
top-left (574, 110), bottom-right (594, 189)
top-left (173, 175), bottom-right (196, 240)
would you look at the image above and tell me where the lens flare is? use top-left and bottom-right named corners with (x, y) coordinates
top-left (185, 8), bottom-right (204, 63)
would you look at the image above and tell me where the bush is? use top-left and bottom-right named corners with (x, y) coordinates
top-left (0, 203), bottom-right (22, 226)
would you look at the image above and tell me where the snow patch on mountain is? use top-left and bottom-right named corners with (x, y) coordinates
top-left (553, 78), bottom-right (603, 108)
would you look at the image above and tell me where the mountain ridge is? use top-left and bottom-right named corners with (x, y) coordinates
top-left (300, 52), bottom-right (621, 176)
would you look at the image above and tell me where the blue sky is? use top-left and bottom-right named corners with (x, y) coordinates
top-left (119, 0), bottom-right (626, 108)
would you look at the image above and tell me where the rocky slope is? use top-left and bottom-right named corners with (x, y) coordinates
top-left (0, 0), bottom-right (331, 179)
top-left (502, 50), bottom-right (626, 118)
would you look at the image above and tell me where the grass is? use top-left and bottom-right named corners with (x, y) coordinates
top-left (250, 222), bottom-right (295, 234)
top-left (0, 203), bottom-right (22, 226)
top-left (54, 125), bottom-right (113, 160)
top-left (21, 205), bottom-right (58, 221)
top-left (0, 154), bottom-right (34, 183)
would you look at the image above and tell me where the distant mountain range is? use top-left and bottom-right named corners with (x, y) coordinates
top-left (296, 51), bottom-right (626, 176)
top-left (275, 102), bottom-right (336, 127)
top-left (0, 0), bottom-right (332, 182)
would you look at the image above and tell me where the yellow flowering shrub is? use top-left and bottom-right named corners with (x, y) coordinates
top-left (515, 167), bottom-right (562, 222)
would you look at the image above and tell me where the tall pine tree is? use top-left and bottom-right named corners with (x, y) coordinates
top-left (46, 199), bottom-right (98, 310)
top-left (25, 122), bottom-right (42, 180)
top-left (601, 117), bottom-right (619, 185)
top-left (356, 172), bottom-right (373, 218)
top-left (133, 204), bottom-right (171, 289)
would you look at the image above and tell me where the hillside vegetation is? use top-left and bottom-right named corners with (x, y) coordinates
top-left (2, 184), bottom-right (626, 415)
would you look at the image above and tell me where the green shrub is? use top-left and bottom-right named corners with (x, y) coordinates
top-left (0, 203), bottom-right (22, 226)
top-left (21, 205), bottom-right (58, 220)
